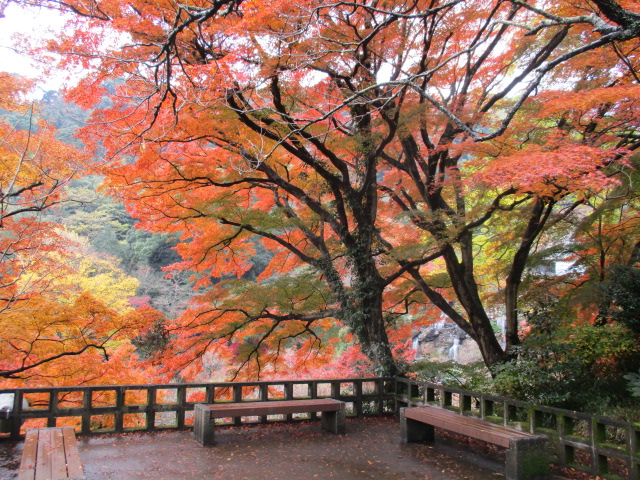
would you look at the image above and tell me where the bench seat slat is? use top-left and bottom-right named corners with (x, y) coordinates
top-left (35, 429), bottom-right (53, 480)
top-left (19, 428), bottom-right (85, 480)
top-left (207, 399), bottom-right (342, 418)
top-left (17, 430), bottom-right (38, 480)
top-left (62, 428), bottom-right (84, 479)
top-left (50, 428), bottom-right (67, 480)
top-left (405, 407), bottom-right (529, 448)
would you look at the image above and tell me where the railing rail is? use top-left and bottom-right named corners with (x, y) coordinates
top-left (0, 377), bottom-right (395, 438)
top-left (394, 377), bottom-right (640, 480)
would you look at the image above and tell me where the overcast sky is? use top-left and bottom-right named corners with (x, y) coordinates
top-left (0, 3), bottom-right (69, 93)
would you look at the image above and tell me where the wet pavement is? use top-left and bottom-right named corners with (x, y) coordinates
top-left (0, 416), bottom-right (577, 479)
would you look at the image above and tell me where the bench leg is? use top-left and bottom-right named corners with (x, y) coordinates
top-left (400, 408), bottom-right (435, 443)
top-left (320, 403), bottom-right (346, 434)
top-left (506, 436), bottom-right (550, 480)
top-left (194, 404), bottom-right (215, 446)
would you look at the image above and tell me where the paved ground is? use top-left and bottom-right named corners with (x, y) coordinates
top-left (0, 416), bottom-right (580, 479)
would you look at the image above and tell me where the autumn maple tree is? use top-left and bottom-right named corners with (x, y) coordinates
top-left (0, 210), bottom-right (161, 385)
top-left (24, 0), bottom-right (640, 378)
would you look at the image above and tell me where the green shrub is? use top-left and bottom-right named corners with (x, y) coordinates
top-left (493, 304), bottom-right (637, 411)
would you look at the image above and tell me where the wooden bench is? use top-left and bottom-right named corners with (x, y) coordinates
top-left (18, 427), bottom-right (85, 480)
top-left (194, 398), bottom-right (346, 446)
top-left (400, 406), bottom-right (549, 480)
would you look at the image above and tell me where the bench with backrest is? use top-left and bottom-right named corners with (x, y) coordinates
top-left (400, 405), bottom-right (549, 480)
top-left (194, 398), bottom-right (346, 446)
top-left (18, 427), bottom-right (85, 480)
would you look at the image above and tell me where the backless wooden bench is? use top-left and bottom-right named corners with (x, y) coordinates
top-left (18, 427), bottom-right (85, 480)
top-left (400, 406), bottom-right (549, 480)
top-left (194, 398), bottom-right (346, 446)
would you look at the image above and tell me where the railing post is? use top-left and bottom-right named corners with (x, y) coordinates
top-left (233, 384), bottom-right (242, 403)
top-left (259, 383), bottom-right (268, 401)
top-left (50, 390), bottom-right (59, 428)
top-left (354, 380), bottom-right (363, 417)
top-left (259, 383), bottom-right (269, 423)
top-left (81, 390), bottom-right (91, 435)
top-left (285, 382), bottom-right (294, 400)
top-left (527, 406), bottom-right (535, 434)
top-left (205, 385), bottom-right (215, 404)
top-left (392, 377), bottom-right (399, 413)
top-left (502, 400), bottom-right (509, 427)
top-left (285, 382), bottom-right (294, 421)
top-left (176, 385), bottom-right (186, 429)
top-left (114, 387), bottom-right (125, 433)
top-left (232, 384), bottom-right (242, 426)
top-left (629, 425), bottom-right (639, 480)
top-left (10, 391), bottom-right (22, 439)
top-left (557, 414), bottom-right (570, 466)
top-left (373, 379), bottom-right (382, 415)
top-left (147, 387), bottom-right (157, 431)
top-left (330, 381), bottom-right (340, 400)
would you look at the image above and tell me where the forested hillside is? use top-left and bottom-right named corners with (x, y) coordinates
top-left (1, 88), bottom-right (192, 315)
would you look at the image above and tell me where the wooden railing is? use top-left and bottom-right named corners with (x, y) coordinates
top-left (2, 377), bottom-right (638, 479)
top-left (395, 377), bottom-right (640, 480)
top-left (0, 377), bottom-right (395, 439)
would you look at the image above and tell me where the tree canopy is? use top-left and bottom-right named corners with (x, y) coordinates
top-left (3, 0), bottom-right (640, 380)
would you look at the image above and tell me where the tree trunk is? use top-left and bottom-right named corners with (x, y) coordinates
top-left (356, 298), bottom-right (398, 377)
top-left (504, 199), bottom-right (552, 349)
top-left (347, 256), bottom-right (399, 377)
top-left (410, 247), bottom-right (508, 371)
